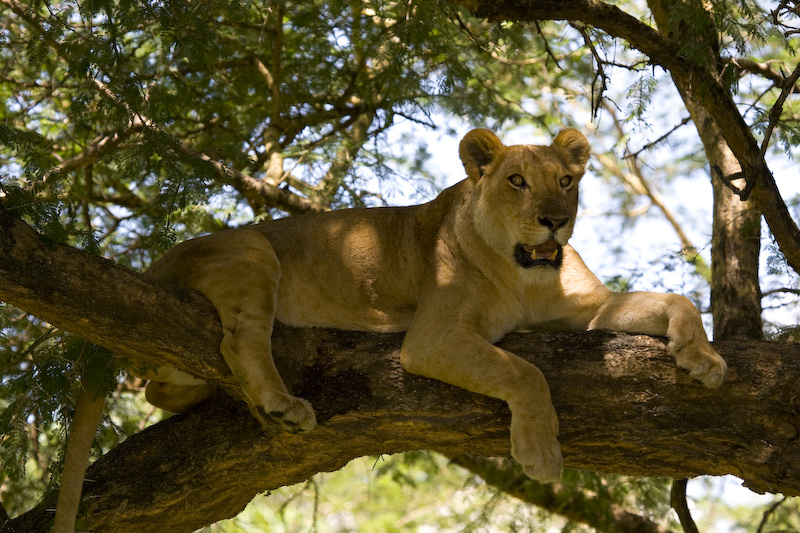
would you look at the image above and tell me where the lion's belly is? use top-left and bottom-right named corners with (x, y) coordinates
top-left (274, 290), bottom-right (416, 332)
top-left (261, 209), bottom-right (426, 333)
top-left (273, 268), bottom-right (418, 333)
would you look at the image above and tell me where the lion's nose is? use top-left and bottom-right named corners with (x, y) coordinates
top-left (538, 216), bottom-right (569, 230)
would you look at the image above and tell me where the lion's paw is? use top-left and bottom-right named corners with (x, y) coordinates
top-left (518, 439), bottom-right (563, 483)
top-left (255, 392), bottom-right (317, 433)
top-left (510, 408), bottom-right (563, 483)
top-left (672, 341), bottom-right (728, 389)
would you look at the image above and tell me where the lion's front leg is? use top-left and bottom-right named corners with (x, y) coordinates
top-left (401, 322), bottom-right (563, 482)
top-left (588, 291), bottom-right (727, 388)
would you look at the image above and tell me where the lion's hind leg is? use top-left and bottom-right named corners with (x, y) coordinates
top-left (147, 229), bottom-right (316, 433)
top-left (140, 366), bottom-right (215, 413)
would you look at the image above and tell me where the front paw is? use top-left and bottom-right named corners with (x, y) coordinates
top-left (255, 392), bottom-right (317, 433)
top-left (510, 407), bottom-right (563, 483)
top-left (672, 340), bottom-right (727, 389)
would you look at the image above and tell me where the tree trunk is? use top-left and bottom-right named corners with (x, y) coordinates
top-left (2, 205), bottom-right (800, 532)
top-left (708, 141), bottom-right (764, 340)
top-left (646, 0), bottom-right (764, 342)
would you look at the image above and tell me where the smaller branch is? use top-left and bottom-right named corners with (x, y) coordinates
top-left (451, 11), bottom-right (563, 67)
top-left (534, 20), bottom-right (563, 68)
top-left (760, 61), bottom-right (800, 157)
top-left (43, 120), bottom-right (145, 183)
top-left (173, 142), bottom-right (328, 215)
top-left (571, 22), bottom-right (607, 119)
top-left (730, 58), bottom-right (800, 91)
top-left (54, 377), bottom-right (106, 533)
top-left (771, 2), bottom-right (800, 38)
top-left (757, 496), bottom-right (788, 533)
top-left (599, 105), bottom-right (711, 280)
top-left (451, 455), bottom-right (671, 533)
top-left (81, 72), bottom-right (325, 216)
top-left (671, 479), bottom-right (699, 533)
top-left (313, 110), bottom-right (376, 206)
top-left (762, 287), bottom-right (800, 298)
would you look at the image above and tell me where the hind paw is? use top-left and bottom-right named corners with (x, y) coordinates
top-left (255, 393), bottom-right (317, 433)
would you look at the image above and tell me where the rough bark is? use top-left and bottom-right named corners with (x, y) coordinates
top-left (2, 200), bottom-right (800, 532)
top-left (449, 0), bottom-right (800, 275)
top-left (708, 148), bottom-right (764, 340)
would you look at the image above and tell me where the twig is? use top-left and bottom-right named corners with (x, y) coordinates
top-left (572, 22), bottom-right (607, 119)
top-left (534, 20), bottom-right (562, 69)
top-left (761, 60), bottom-right (800, 157)
top-left (762, 287), bottom-right (800, 298)
top-left (730, 58), bottom-right (800, 92)
top-left (623, 116), bottom-right (692, 159)
top-left (42, 119), bottom-right (146, 183)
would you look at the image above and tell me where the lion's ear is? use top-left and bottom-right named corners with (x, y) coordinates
top-left (552, 129), bottom-right (590, 169)
top-left (459, 129), bottom-right (506, 181)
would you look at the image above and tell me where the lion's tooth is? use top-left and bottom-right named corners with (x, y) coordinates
top-left (549, 249), bottom-right (558, 261)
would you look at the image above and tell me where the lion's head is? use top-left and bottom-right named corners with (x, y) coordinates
top-left (459, 128), bottom-right (590, 270)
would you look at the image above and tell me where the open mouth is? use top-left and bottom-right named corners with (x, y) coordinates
top-left (514, 240), bottom-right (563, 269)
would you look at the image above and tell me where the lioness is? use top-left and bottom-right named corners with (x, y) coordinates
top-left (143, 128), bottom-right (727, 481)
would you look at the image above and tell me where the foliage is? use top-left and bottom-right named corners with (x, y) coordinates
top-left (207, 455), bottom-right (676, 533)
top-left (0, 307), bottom-right (121, 513)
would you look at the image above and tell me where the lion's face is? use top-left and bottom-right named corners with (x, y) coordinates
top-left (459, 129), bottom-right (590, 271)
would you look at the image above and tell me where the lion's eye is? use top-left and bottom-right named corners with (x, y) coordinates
top-left (559, 175), bottom-right (573, 188)
top-left (508, 174), bottom-right (526, 188)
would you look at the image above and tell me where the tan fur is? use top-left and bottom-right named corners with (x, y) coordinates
top-left (142, 129), bottom-right (727, 480)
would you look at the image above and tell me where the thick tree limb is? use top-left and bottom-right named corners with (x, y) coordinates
top-left (5, 328), bottom-right (800, 532)
top-left (0, 204), bottom-right (238, 392)
top-left (2, 209), bottom-right (800, 531)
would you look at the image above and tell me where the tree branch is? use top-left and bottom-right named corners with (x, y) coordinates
top-left (449, 455), bottom-right (671, 533)
top-left (598, 103), bottom-right (711, 281)
top-left (760, 60), bottom-right (800, 157)
top-left (172, 141), bottom-right (329, 216)
top-left (42, 120), bottom-right (144, 183)
top-left (2, 197), bottom-right (800, 531)
top-left (671, 479), bottom-right (700, 533)
top-left (730, 58), bottom-right (800, 93)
